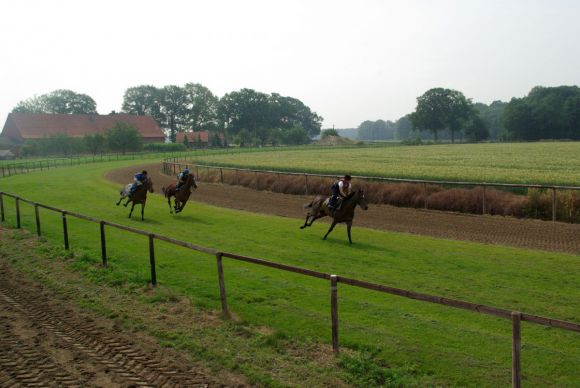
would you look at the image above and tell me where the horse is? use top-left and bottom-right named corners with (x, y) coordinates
top-left (300, 189), bottom-right (368, 244)
top-left (161, 173), bottom-right (198, 214)
top-left (116, 177), bottom-right (154, 220)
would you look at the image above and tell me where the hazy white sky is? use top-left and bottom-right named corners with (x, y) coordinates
top-left (1, 0), bottom-right (579, 128)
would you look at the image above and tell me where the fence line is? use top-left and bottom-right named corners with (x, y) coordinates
top-left (163, 160), bottom-right (580, 222)
top-left (0, 191), bottom-right (578, 386)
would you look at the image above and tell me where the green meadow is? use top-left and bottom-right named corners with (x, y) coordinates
top-left (0, 160), bottom-right (579, 386)
top-left (190, 142), bottom-right (580, 186)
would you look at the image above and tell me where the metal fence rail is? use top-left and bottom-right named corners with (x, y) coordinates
top-left (163, 159), bottom-right (580, 222)
top-left (0, 190), bottom-right (579, 387)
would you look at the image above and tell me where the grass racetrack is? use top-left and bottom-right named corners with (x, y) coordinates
top-left (190, 141), bottom-right (580, 185)
top-left (1, 159), bottom-right (579, 386)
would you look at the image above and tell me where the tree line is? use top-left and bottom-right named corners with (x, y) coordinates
top-left (13, 85), bottom-right (323, 147)
top-left (354, 85), bottom-right (579, 142)
top-left (19, 121), bottom-right (157, 157)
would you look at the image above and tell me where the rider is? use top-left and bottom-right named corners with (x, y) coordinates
top-left (176, 168), bottom-right (190, 192)
top-left (329, 174), bottom-right (352, 210)
top-left (130, 170), bottom-right (148, 194)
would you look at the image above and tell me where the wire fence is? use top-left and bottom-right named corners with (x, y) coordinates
top-left (163, 159), bottom-right (580, 222)
top-left (0, 191), bottom-right (578, 387)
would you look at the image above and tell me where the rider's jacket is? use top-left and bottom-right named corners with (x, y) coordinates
top-left (134, 173), bottom-right (147, 182)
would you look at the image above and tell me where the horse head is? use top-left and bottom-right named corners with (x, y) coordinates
top-left (146, 177), bottom-right (154, 193)
top-left (356, 189), bottom-right (369, 210)
top-left (189, 173), bottom-right (198, 189)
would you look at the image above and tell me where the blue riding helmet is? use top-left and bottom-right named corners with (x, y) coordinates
top-left (183, 168), bottom-right (190, 174)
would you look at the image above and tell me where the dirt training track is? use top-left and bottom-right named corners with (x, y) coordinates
top-left (107, 163), bottom-right (580, 255)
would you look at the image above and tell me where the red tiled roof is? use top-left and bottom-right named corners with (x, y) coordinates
top-left (4, 113), bottom-right (165, 139)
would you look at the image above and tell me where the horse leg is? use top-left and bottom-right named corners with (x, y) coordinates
top-left (116, 195), bottom-right (124, 206)
top-left (124, 198), bottom-right (132, 207)
top-left (167, 196), bottom-right (173, 214)
top-left (300, 213), bottom-right (312, 229)
top-left (323, 220), bottom-right (337, 240)
top-left (347, 221), bottom-right (353, 244)
top-left (307, 215), bottom-right (323, 227)
top-left (128, 203), bottom-right (135, 218)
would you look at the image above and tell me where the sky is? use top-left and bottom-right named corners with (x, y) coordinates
top-left (1, 0), bottom-right (579, 129)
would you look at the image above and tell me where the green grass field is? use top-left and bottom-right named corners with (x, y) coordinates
top-left (190, 142), bottom-right (580, 186)
top-left (0, 160), bottom-right (579, 386)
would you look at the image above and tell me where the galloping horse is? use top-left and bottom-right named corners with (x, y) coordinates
top-left (300, 189), bottom-right (368, 244)
top-left (161, 173), bottom-right (198, 214)
top-left (116, 177), bottom-right (154, 220)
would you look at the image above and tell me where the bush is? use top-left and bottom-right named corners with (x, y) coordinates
top-left (143, 143), bottom-right (186, 152)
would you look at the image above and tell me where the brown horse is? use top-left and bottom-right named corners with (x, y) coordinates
top-left (162, 173), bottom-right (198, 214)
top-left (116, 177), bottom-right (154, 220)
top-left (300, 189), bottom-right (368, 244)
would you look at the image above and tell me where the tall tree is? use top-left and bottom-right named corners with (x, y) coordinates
top-left (13, 89), bottom-right (97, 114)
top-left (183, 83), bottom-right (219, 131)
top-left (159, 85), bottom-right (190, 142)
top-left (502, 86), bottom-right (580, 140)
top-left (410, 88), bottom-right (473, 142)
top-left (121, 85), bottom-right (163, 123)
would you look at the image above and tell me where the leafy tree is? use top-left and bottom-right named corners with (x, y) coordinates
top-left (322, 128), bottom-right (340, 138)
top-left (183, 83), bottom-right (219, 131)
top-left (394, 115), bottom-right (413, 140)
top-left (282, 126), bottom-right (310, 145)
top-left (502, 86), bottom-right (580, 140)
top-left (84, 133), bottom-right (107, 155)
top-left (357, 120), bottom-right (395, 140)
top-left (13, 89), bottom-right (97, 114)
top-left (473, 101), bottom-right (507, 140)
top-left (182, 133), bottom-right (190, 149)
top-left (106, 121), bottom-right (143, 154)
top-left (411, 88), bottom-right (473, 142)
top-left (121, 85), bottom-right (163, 123)
top-left (463, 113), bottom-right (489, 142)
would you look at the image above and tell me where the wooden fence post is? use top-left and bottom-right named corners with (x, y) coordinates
top-left (551, 188), bottom-right (557, 222)
top-left (34, 204), bottom-right (41, 236)
top-left (100, 221), bottom-right (107, 267)
top-left (15, 197), bottom-right (21, 229)
top-left (255, 171), bottom-right (259, 190)
top-left (149, 234), bottom-right (157, 287)
top-left (305, 174), bottom-right (309, 196)
top-left (62, 211), bottom-right (69, 250)
top-left (0, 192), bottom-right (4, 222)
top-left (220, 168), bottom-right (224, 184)
top-left (216, 252), bottom-right (230, 318)
top-left (423, 182), bottom-right (428, 209)
top-left (331, 274), bottom-right (339, 353)
top-left (511, 311), bottom-right (522, 388)
top-left (482, 186), bottom-right (487, 215)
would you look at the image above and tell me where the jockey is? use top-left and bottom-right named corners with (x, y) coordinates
top-left (329, 174), bottom-right (352, 210)
top-left (176, 168), bottom-right (190, 192)
top-left (130, 170), bottom-right (148, 194)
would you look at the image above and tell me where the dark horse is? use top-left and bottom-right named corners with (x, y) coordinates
top-left (116, 178), bottom-right (154, 220)
top-left (161, 174), bottom-right (198, 214)
top-left (300, 189), bottom-right (368, 244)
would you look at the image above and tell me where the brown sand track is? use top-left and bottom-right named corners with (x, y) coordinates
top-left (0, 260), bottom-right (222, 387)
top-left (106, 163), bottom-right (580, 255)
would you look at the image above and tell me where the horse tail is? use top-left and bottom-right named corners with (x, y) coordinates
top-left (161, 186), bottom-right (166, 196)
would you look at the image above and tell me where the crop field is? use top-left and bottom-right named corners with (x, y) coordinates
top-left (190, 142), bottom-right (580, 186)
top-left (0, 160), bottom-right (579, 386)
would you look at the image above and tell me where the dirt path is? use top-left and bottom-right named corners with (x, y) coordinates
top-left (106, 163), bottom-right (580, 255)
top-left (0, 259), bottom-right (219, 387)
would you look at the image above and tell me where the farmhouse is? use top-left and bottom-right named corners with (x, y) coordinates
top-left (176, 130), bottom-right (225, 147)
top-left (0, 113), bottom-right (165, 150)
